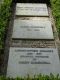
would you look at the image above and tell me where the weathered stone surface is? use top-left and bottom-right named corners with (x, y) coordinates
top-left (12, 19), bottom-right (54, 39)
top-left (7, 47), bottom-right (60, 78)
top-left (11, 40), bottom-right (55, 48)
top-left (15, 3), bottom-right (49, 16)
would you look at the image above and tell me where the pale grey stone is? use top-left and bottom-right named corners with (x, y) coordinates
top-left (7, 47), bottom-right (60, 78)
top-left (15, 3), bottom-right (49, 16)
top-left (12, 19), bottom-right (54, 39)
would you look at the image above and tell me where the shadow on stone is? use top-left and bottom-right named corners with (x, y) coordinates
top-left (12, 0), bottom-right (50, 5)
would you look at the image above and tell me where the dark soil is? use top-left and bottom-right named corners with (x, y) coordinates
top-left (12, 0), bottom-right (50, 4)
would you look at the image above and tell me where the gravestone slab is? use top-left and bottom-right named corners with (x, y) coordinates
top-left (7, 47), bottom-right (60, 78)
top-left (16, 3), bottom-right (48, 16)
top-left (12, 19), bottom-right (54, 39)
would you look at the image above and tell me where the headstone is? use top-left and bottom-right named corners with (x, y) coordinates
top-left (7, 47), bottom-right (60, 78)
top-left (16, 3), bottom-right (49, 16)
top-left (12, 19), bottom-right (54, 39)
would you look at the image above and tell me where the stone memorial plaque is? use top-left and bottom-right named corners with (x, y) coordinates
top-left (16, 3), bottom-right (48, 16)
top-left (7, 47), bottom-right (60, 78)
top-left (12, 19), bottom-right (54, 39)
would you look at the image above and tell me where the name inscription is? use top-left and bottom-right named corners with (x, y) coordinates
top-left (12, 19), bottom-right (54, 39)
top-left (18, 49), bottom-right (51, 64)
top-left (16, 3), bottom-right (48, 16)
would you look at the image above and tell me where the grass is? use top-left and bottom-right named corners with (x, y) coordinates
top-left (50, 0), bottom-right (60, 38)
top-left (0, 73), bottom-right (60, 80)
top-left (0, 0), bottom-right (12, 50)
